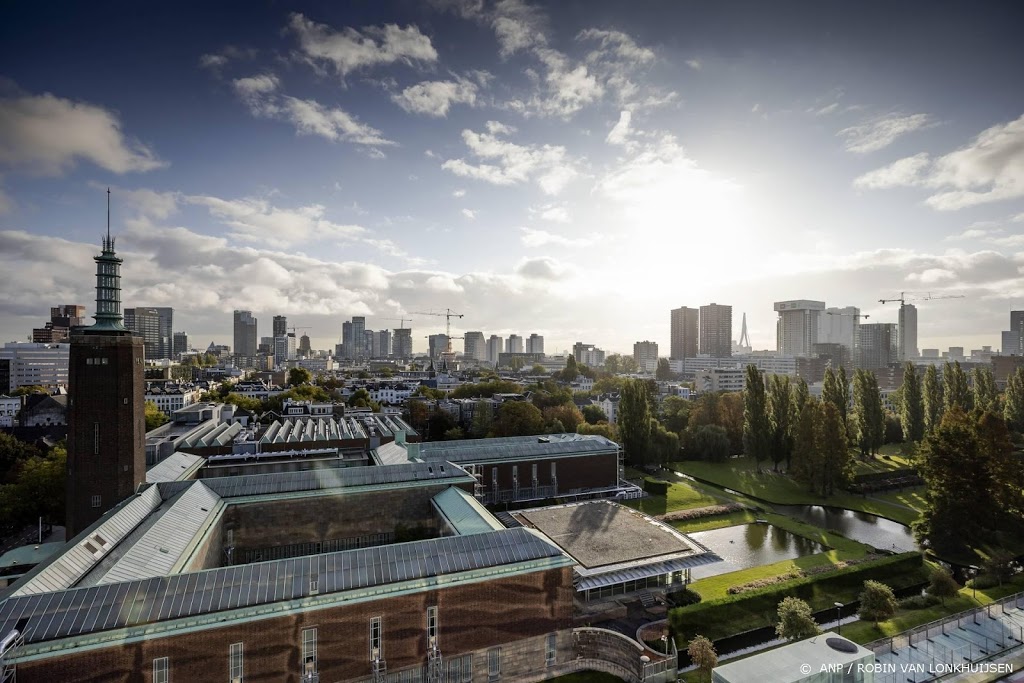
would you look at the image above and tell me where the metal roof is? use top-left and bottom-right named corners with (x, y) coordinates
top-left (431, 487), bottom-right (504, 536)
top-left (574, 553), bottom-right (722, 591)
top-left (372, 441), bottom-right (412, 466)
top-left (145, 451), bottom-right (204, 483)
top-left (417, 433), bottom-right (619, 464)
top-left (0, 527), bottom-right (568, 646)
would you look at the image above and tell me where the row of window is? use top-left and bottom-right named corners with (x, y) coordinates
top-left (85, 357), bottom-right (109, 365)
top-left (495, 462), bottom-right (557, 488)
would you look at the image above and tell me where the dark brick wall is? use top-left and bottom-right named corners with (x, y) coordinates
top-left (66, 332), bottom-right (146, 537)
top-left (483, 453), bottom-right (618, 496)
top-left (17, 566), bottom-right (574, 683)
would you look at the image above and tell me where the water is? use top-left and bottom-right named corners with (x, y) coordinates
top-left (769, 504), bottom-right (919, 552)
top-left (687, 523), bottom-right (826, 579)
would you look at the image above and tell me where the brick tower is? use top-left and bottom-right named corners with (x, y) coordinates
top-left (66, 191), bottom-right (145, 537)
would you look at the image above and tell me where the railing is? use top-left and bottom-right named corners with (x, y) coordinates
top-left (571, 627), bottom-right (676, 683)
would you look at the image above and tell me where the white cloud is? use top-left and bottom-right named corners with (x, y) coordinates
top-left (854, 113), bottom-right (1024, 209)
top-left (606, 110), bottom-right (632, 146)
top-left (520, 227), bottom-right (590, 247)
top-left (515, 256), bottom-right (576, 280)
top-left (288, 13), bottom-right (437, 77)
top-left (578, 29), bottom-right (655, 64)
top-left (485, 120), bottom-right (517, 135)
top-left (233, 74), bottom-right (279, 97)
top-left (838, 113), bottom-right (933, 153)
top-left (532, 204), bottom-right (569, 223)
top-left (186, 195), bottom-right (368, 248)
top-left (685, 59), bottom-right (702, 71)
top-left (906, 268), bottom-right (957, 284)
top-left (452, 189), bottom-right (466, 198)
top-left (945, 227), bottom-right (995, 241)
top-left (199, 45), bottom-right (257, 71)
top-left (0, 187), bottom-right (12, 214)
top-left (392, 77), bottom-right (478, 117)
top-left (441, 126), bottom-right (578, 194)
top-left (461, 208), bottom-right (476, 219)
top-left (491, 0), bottom-right (547, 56)
top-left (0, 90), bottom-right (165, 175)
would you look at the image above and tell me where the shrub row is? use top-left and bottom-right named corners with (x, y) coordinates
top-left (725, 553), bottom-right (887, 594)
top-left (899, 593), bottom-right (941, 610)
top-left (643, 477), bottom-right (670, 496)
top-left (853, 468), bottom-right (918, 485)
top-left (659, 503), bottom-right (746, 522)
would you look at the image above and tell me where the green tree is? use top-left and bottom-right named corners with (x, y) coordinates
top-left (426, 411), bottom-right (458, 440)
top-left (443, 427), bottom-right (465, 441)
top-left (818, 401), bottom-right (852, 496)
top-left (899, 362), bottom-right (925, 443)
top-left (775, 597), bottom-right (820, 641)
top-left (603, 354), bottom-right (622, 374)
top-left (853, 369), bottom-right (884, 457)
top-left (450, 379), bottom-right (523, 399)
top-left (469, 400), bottom-right (494, 438)
top-left (543, 404), bottom-right (584, 433)
top-left (923, 363), bottom-right (944, 434)
top-left (0, 432), bottom-right (42, 477)
top-left (650, 423), bottom-right (680, 465)
top-left (618, 379), bottom-right (653, 466)
top-left (927, 567), bottom-right (960, 606)
top-left (767, 374), bottom-right (793, 470)
top-left (593, 375), bottom-right (626, 395)
top-left (0, 443), bottom-right (66, 526)
top-left (660, 395), bottom-right (691, 435)
top-left (656, 358), bottom-right (672, 381)
top-left (943, 360), bottom-right (972, 413)
top-left (687, 636), bottom-right (718, 682)
top-left (791, 378), bottom-right (809, 422)
top-left (11, 385), bottom-right (48, 397)
top-left (858, 580), bottom-right (898, 625)
top-left (691, 424), bottom-right (730, 462)
top-left (577, 421), bottom-right (619, 441)
top-left (491, 401), bottom-right (546, 437)
top-left (581, 404), bottom-right (608, 425)
top-left (742, 365), bottom-right (771, 471)
top-left (561, 355), bottom-right (579, 381)
top-left (972, 366), bottom-right (998, 415)
top-left (530, 364), bottom-right (547, 376)
top-left (822, 367), bottom-right (849, 434)
top-left (222, 392), bottom-right (263, 412)
top-left (718, 392), bottom-right (745, 455)
top-left (1004, 367), bottom-right (1024, 432)
top-left (791, 400), bottom-right (820, 490)
top-left (144, 401), bottom-right (170, 432)
top-left (530, 381), bottom-right (574, 410)
top-left (287, 366), bottom-right (312, 387)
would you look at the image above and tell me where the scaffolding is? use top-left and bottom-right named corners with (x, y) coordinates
top-left (371, 657), bottom-right (387, 683)
top-left (0, 620), bottom-right (26, 683)
top-left (426, 643), bottom-right (444, 683)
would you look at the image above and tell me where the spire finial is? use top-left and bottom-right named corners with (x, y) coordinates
top-left (106, 187), bottom-right (111, 241)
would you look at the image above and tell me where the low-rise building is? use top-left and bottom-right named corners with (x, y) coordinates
top-left (0, 395), bottom-right (22, 428)
top-left (18, 393), bottom-right (67, 427)
top-left (694, 367), bottom-right (747, 393)
top-left (0, 342), bottom-right (70, 392)
top-left (145, 382), bottom-right (201, 413)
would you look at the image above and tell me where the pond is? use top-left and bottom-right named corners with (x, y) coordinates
top-left (769, 504), bottom-right (919, 552)
top-left (687, 523), bottom-right (827, 580)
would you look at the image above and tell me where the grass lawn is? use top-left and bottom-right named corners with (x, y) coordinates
top-left (684, 513), bottom-right (874, 602)
top-left (673, 457), bottom-right (921, 526)
top-left (840, 574), bottom-right (1024, 644)
top-left (871, 486), bottom-right (927, 514)
top-left (851, 448), bottom-right (916, 476)
top-left (623, 479), bottom-right (720, 517)
top-left (544, 672), bottom-right (623, 683)
top-left (669, 509), bottom-right (758, 534)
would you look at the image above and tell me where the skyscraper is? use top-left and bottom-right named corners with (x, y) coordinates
top-left (857, 323), bottom-right (898, 370)
top-left (377, 329), bottom-right (392, 357)
top-left (352, 316), bottom-right (366, 358)
top-left (526, 333), bottom-right (544, 355)
top-left (172, 331), bottom-right (189, 357)
top-left (341, 320), bottom-right (354, 358)
top-left (699, 303), bottom-right (732, 358)
top-left (774, 300), bottom-right (825, 357)
top-left (819, 306), bottom-right (860, 352)
top-left (670, 306), bottom-right (699, 360)
top-left (299, 333), bottom-right (311, 355)
top-left (633, 341), bottom-right (659, 372)
top-left (506, 334), bottom-right (523, 354)
top-left (32, 304), bottom-right (86, 343)
top-left (428, 334), bottom-right (449, 359)
top-left (1009, 311), bottom-right (1024, 355)
top-left (273, 315), bottom-right (288, 338)
top-left (898, 303), bottom-right (918, 360)
top-left (365, 329), bottom-right (378, 358)
top-left (67, 209), bottom-right (145, 537)
top-left (464, 331), bottom-right (486, 360)
top-left (393, 328), bottom-right (413, 358)
top-left (233, 310), bottom-right (257, 359)
top-left (124, 306), bottom-right (173, 360)
top-left (486, 335), bottom-right (503, 365)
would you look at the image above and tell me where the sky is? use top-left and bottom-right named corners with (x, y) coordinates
top-left (2, 0), bottom-right (1024, 356)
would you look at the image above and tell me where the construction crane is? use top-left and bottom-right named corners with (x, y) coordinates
top-left (288, 326), bottom-right (311, 335)
top-left (827, 311), bottom-right (869, 320)
top-left (380, 316), bottom-right (415, 329)
top-left (879, 291), bottom-right (965, 306)
top-left (411, 309), bottom-right (464, 355)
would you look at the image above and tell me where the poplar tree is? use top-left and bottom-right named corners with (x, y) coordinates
top-left (923, 363), bottom-right (944, 433)
top-left (742, 365), bottom-right (771, 472)
top-left (943, 360), bottom-right (972, 413)
top-left (853, 369), bottom-right (884, 457)
top-left (972, 366), bottom-right (998, 415)
top-left (1004, 367), bottom-right (1024, 433)
top-left (768, 374), bottom-right (793, 471)
top-left (899, 362), bottom-right (925, 443)
top-left (618, 378), bottom-right (652, 467)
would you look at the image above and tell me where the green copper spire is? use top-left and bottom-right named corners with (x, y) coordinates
top-left (90, 189), bottom-right (128, 332)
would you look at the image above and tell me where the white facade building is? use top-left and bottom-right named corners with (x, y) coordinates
top-left (144, 384), bottom-right (201, 414)
top-left (633, 341), bottom-right (659, 373)
top-left (486, 335), bottom-right (503, 365)
top-left (819, 306), bottom-right (859, 351)
top-left (526, 334), bottom-right (544, 355)
top-left (0, 342), bottom-right (70, 392)
top-left (775, 300), bottom-right (825, 357)
top-left (694, 368), bottom-right (747, 393)
top-left (0, 395), bottom-right (22, 428)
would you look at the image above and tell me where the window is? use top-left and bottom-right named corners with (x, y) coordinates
top-left (545, 633), bottom-right (557, 666)
top-left (153, 657), bottom-right (169, 683)
top-left (461, 655), bottom-right (473, 683)
top-left (491, 467), bottom-right (498, 490)
top-left (487, 648), bottom-right (500, 681)
top-left (531, 463), bottom-right (538, 481)
top-left (91, 495), bottom-right (101, 508)
top-left (550, 462), bottom-right (557, 481)
top-left (93, 422), bottom-right (100, 455)
top-left (426, 606), bottom-right (438, 649)
top-left (229, 642), bottom-right (243, 681)
top-left (370, 617), bottom-right (382, 661)
top-left (302, 627), bottom-right (317, 673)
top-left (511, 466), bottom-right (518, 486)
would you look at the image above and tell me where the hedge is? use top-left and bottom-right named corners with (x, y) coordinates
top-left (669, 553), bottom-right (924, 642)
top-left (643, 477), bottom-right (670, 496)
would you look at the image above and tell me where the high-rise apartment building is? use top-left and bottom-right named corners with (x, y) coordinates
top-left (272, 315), bottom-right (288, 338)
top-left (670, 306), bottom-right (699, 360)
top-left (898, 303), bottom-right (918, 360)
top-left (273, 334), bottom-right (296, 366)
top-left (1003, 311), bottom-right (1024, 355)
top-left (124, 306), bottom-right (173, 360)
top-left (32, 304), bottom-right (86, 343)
top-left (506, 334), bottom-right (523, 354)
top-left (464, 331), bottom-right (486, 360)
top-left (352, 317), bottom-right (366, 358)
top-left (633, 341), bottom-right (659, 372)
top-left (525, 333), bottom-right (544, 355)
top-left (428, 334), bottom-right (449, 359)
top-left (67, 228), bottom-right (145, 537)
top-left (377, 330), bottom-right (391, 358)
top-left (364, 329), bottom-right (378, 358)
top-left (819, 306), bottom-right (860, 352)
top-left (392, 328), bottom-right (413, 358)
top-left (699, 303), bottom-right (732, 358)
top-left (172, 331), bottom-right (189, 357)
top-left (341, 321), bottom-right (354, 358)
top-left (486, 335), bottom-right (503, 365)
top-left (0, 342), bottom-right (71, 392)
top-left (233, 310), bottom-right (258, 360)
top-left (774, 300), bottom-right (825, 357)
top-left (857, 323), bottom-right (898, 370)
top-left (572, 342), bottom-right (605, 367)
top-left (299, 333), bottom-right (311, 355)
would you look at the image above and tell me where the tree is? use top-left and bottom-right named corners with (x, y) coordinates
top-left (287, 366), bottom-right (312, 387)
top-left (577, 421), bottom-right (619, 441)
top-left (11, 385), bottom-right (48, 397)
top-left (899, 362), bottom-right (925, 443)
top-left (818, 402), bottom-right (852, 496)
top-left (144, 401), bottom-right (170, 432)
top-left (972, 366), bottom-right (998, 415)
top-left (1004, 367), bottom-right (1024, 432)
top-left (491, 401), bottom-right (546, 437)
top-left (656, 358), bottom-right (672, 381)
top-left (347, 388), bottom-right (380, 411)
top-left (852, 369), bottom-right (884, 457)
top-left (530, 381), bottom-right (574, 410)
top-left (650, 423), bottom-right (680, 466)
top-left (775, 597), bottom-right (820, 641)
top-left (603, 354), bottom-right (622, 374)
top-left (469, 400), bottom-right (494, 438)
top-left (426, 411), bottom-right (458, 440)
top-left (0, 433), bottom-right (42, 478)
top-left (0, 443), bottom-right (66, 526)
top-left (618, 379), bottom-right (653, 466)
top-left (927, 567), bottom-right (960, 606)
top-left (687, 636), bottom-right (717, 682)
top-left (443, 427), bottom-right (465, 441)
top-left (413, 385), bottom-right (447, 400)
top-left (561, 355), bottom-right (579, 381)
top-left (222, 392), bottom-right (263, 412)
top-left (791, 378), bottom-right (809, 422)
top-left (581, 404), bottom-right (608, 425)
top-left (530, 364), bottom-right (547, 376)
top-left (923, 363), bottom-right (944, 434)
top-left (718, 392), bottom-right (745, 455)
top-left (450, 379), bottom-right (523, 399)
top-left (742, 365), bottom-right (771, 471)
top-left (858, 580), bottom-right (898, 625)
top-left (543, 404), bottom-right (584, 433)
top-left (821, 367), bottom-right (847, 435)
top-left (592, 375), bottom-right (626, 395)
top-left (660, 395), bottom-right (690, 435)
top-left (982, 550), bottom-right (1016, 587)
top-left (943, 360), bottom-right (972, 413)
top-left (791, 400), bottom-right (819, 488)
top-left (691, 425), bottom-right (730, 462)
top-left (767, 374), bottom-right (793, 471)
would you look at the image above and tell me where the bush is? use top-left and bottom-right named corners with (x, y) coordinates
top-left (659, 503), bottom-right (745, 522)
top-left (643, 477), bottom-right (670, 496)
top-left (667, 587), bottom-right (702, 607)
top-left (898, 594), bottom-right (941, 610)
top-left (967, 574), bottom-right (1000, 590)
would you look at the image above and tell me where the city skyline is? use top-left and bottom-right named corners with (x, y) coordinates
top-left (2, 2), bottom-right (1024, 354)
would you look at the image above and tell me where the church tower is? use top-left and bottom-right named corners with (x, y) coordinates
top-left (66, 191), bottom-right (146, 537)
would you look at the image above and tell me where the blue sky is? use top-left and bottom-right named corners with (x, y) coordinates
top-left (2, 1), bottom-right (1023, 355)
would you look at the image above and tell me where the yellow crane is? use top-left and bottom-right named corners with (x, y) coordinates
top-left (411, 309), bottom-right (464, 355)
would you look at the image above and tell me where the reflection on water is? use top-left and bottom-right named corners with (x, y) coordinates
top-left (688, 524), bottom-right (826, 580)
top-left (770, 504), bottom-right (918, 552)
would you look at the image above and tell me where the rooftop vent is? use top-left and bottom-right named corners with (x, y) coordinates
top-left (826, 637), bottom-right (857, 654)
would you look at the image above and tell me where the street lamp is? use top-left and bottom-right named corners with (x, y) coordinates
top-left (969, 565), bottom-right (980, 601)
top-left (834, 602), bottom-right (844, 635)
